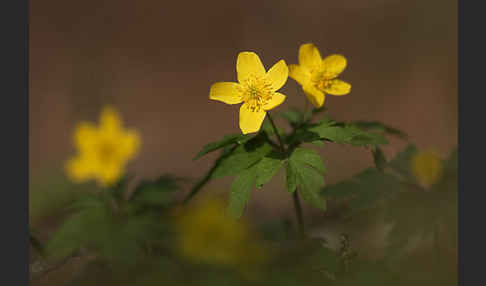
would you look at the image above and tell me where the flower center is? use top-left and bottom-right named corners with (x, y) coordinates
top-left (98, 142), bottom-right (117, 163)
top-left (239, 75), bottom-right (273, 112)
top-left (311, 71), bottom-right (333, 91)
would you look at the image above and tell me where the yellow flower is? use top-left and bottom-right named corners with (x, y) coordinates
top-left (289, 43), bottom-right (351, 108)
top-left (209, 51), bottom-right (288, 134)
top-left (65, 106), bottom-right (141, 187)
top-left (411, 149), bottom-right (443, 188)
top-left (174, 197), bottom-right (267, 268)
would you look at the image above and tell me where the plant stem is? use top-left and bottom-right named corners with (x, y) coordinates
top-left (183, 145), bottom-right (238, 204)
top-left (267, 111), bottom-right (305, 238)
top-left (266, 112), bottom-right (285, 152)
top-left (293, 191), bottom-right (305, 238)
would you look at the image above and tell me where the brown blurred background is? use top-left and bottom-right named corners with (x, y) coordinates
top-left (30, 0), bottom-right (457, 218)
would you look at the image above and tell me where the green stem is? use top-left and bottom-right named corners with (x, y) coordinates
top-left (266, 112), bottom-right (285, 152)
top-left (267, 111), bottom-right (305, 238)
top-left (293, 191), bottom-right (305, 238)
top-left (183, 145), bottom-right (238, 204)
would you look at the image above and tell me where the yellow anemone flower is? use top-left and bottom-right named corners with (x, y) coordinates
top-left (174, 197), bottom-right (268, 268)
top-left (65, 106), bottom-right (141, 187)
top-left (209, 51), bottom-right (288, 134)
top-left (289, 43), bottom-right (351, 108)
top-left (411, 149), bottom-right (443, 189)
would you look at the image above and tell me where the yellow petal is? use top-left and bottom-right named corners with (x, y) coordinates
top-left (239, 103), bottom-right (266, 134)
top-left (100, 106), bottom-right (123, 134)
top-left (303, 84), bottom-right (325, 108)
top-left (209, 82), bottom-right (243, 104)
top-left (298, 43), bottom-right (322, 71)
top-left (265, 60), bottom-right (288, 91)
top-left (237, 52), bottom-right (266, 84)
top-left (289, 64), bottom-right (311, 86)
top-left (73, 122), bottom-right (99, 153)
top-left (322, 79), bottom-right (351, 96)
top-left (119, 130), bottom-right (141, 159)
top-left (65, 156), bottom-right (94, 183)
top-left (97, 162), bottom-right (123, 186)
top-left (320, 54), bottom-right (347, 79)
top-left (263, 92), bottom-right (286, 111)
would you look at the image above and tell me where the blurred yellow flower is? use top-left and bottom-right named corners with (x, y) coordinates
top-left (411, 149), bottom-right (443, 188)
top-left (289, 43), bottom-right (351, 108)
top-left (174, 197), bottom-right (267, 268)
top-left (210, 51), bottom-right (288, 134)
top-left (65, 106), bottom-right (141, 187)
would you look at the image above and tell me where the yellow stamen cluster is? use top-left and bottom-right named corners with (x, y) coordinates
top-left (238, 75), bottom-right (273, 112)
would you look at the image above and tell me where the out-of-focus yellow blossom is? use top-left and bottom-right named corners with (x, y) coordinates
top-left (411, 149), bottom-right (443, 188)
top-left (65, 106), bottom-right (140, 187)
top-left (289, 43), bottom-right (351, 108)
top-left (174, 197), bottom-right (268, 269)
top-left (209, 51), bottom-right (288, 134)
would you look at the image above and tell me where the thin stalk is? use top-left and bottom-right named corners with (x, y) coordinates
top-left (267, 111), bottom-right (305, 238)
top-left (293, 191), bottom-right (305, 238)
top-left (183, 145), bottom-right (238, 204)
top-left (265, 112), bottom-right (285, 152)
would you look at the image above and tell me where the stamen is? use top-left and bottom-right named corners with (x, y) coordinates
top-left (240, 74), bottom-right (273, 112)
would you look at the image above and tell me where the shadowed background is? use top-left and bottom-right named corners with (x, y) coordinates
top-left (30, 0), bottom-right (457, 219)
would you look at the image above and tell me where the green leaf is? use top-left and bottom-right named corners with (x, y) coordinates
top-left (297, 166), bottom-right (327, 210)
top-left (279, 108), bottom-right (305, 127)
top-left (227, 165), bottom-right (258, 219)
top-left (321, 168), bottom-right (406, 214)
top-left (310, 140), bottom-right (325, 147)
top-left (68, 193), bottom-right (105, 212)
top-left (130, 175), bottom-right (180, 207)
top-left (299, 120), bottom-right (388, 147)
top-left (388, 144), bottom-right (418, 180)
top-left (307, 121), bottom-right (351, 143)
top-left (348, 129), bottom-right (388, 146)
top-left (286, 147), bottom-right (327, 210)
top-left (211, 135), bottom-right (273, 178)
top-left (351, 121), bottom-right (408, 139)
top-left (255, 152), bottom-right (285, 187)
top-left (290, 147), bottom-right (326, 174)
top-left (372, 146), bottom-right (387, 172)
top-left (193, 134), bottom-right (254, 160)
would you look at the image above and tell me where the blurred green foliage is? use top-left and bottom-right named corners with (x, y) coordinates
top-left (30, 112), bottom-right (457, 286)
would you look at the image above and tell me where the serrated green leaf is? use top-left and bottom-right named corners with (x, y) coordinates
top-left (286, 148), bottom-right (327, 210)
top-left (348, 130), bottom-right (388, 146)
top-left (227, 166), bottom-right (258, 219)
top-left (211, 136), bottom-right (273, 178)
top-left (301, 121), bottom-right (388, 147)
top-left (255, 152), bottom-right (285, 187)
top-left (290, 147), bottom-right (326, 174)
top-left (193, 134), bottom-right (252, 160)
top-left (297, 166), bottom-right (327, 210)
